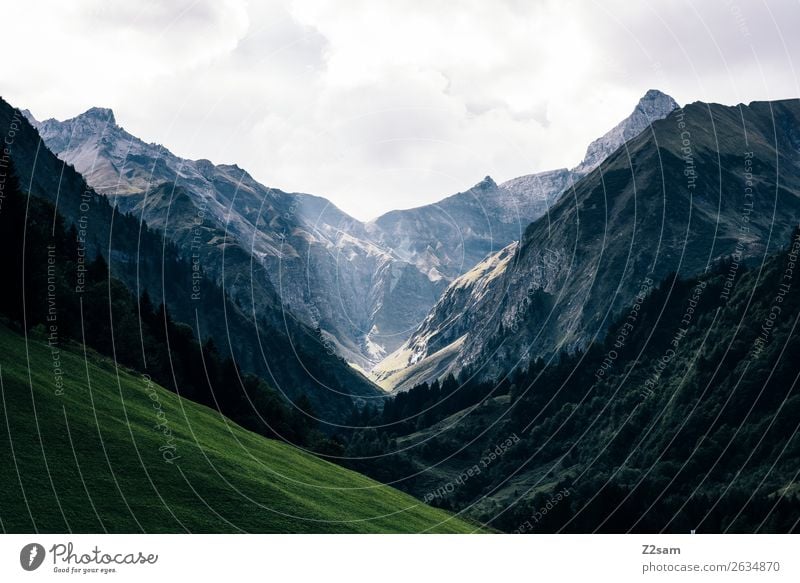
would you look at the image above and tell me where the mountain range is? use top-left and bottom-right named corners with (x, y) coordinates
top-left (374, 97), bottom-right (800, 390)
top-left (1, 98), bottom-right (379, 423)
top-left (356, 229), bottom-right (800, 533)
top-left (25, 89), bottom-right (678, 376)
top-left (5, 86), bottom-right (800, 534)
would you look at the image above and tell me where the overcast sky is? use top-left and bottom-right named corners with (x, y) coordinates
top-left (2, 0), bottom-right (799, 220)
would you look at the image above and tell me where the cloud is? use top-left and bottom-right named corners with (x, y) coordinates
top-left (3, 0), bottom-right (798, 220)
top-left (3, 1), bottom-right (248, 95)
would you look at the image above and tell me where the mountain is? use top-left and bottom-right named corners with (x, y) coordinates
top-left (573, 88), bottom-right (680, 174)
top-left (349, 232), bottom-right (800, 532)
top-left (2, 97), bottom-right (380, 422)
top-left (372, 242), bottom-right (520, 390)
top-left (26, 107), bottom-right (444, 369)
top-left (0, 323), bottom-right (478, 533)
top-left (376, 97), bottom-right (800, 389)
top-left (369, 90), bottom-right (679, 286)
top-left (26, 90), bottom-right (678, 372)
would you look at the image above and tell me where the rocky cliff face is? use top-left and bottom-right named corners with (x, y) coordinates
top-left (371, 241), bottom-right (521, 390)
top-left (377, 98), bottom-right (800, 390)
top-left (368, 176), bottom-right (528, 281)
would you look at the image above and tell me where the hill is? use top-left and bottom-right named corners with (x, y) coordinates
top-left (0, 323), bottom-right (478, 533)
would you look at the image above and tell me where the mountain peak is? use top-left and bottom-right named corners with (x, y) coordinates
top-left (640, 88), bottom-right (675, 103)
top-left (635, 89), bottom-right (679, 117)
top-left (475, 175), bottom-right (497, 190)
top-left (76, 107), bottom-right (116, 126)
top-left (574, 89), bottom-right (678, 174)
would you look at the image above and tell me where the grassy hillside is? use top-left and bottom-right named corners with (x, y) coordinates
top-left (0, 324), bottom-right (478, 533)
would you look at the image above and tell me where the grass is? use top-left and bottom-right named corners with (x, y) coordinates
top-left (0, 323), bottom-right (480, 533)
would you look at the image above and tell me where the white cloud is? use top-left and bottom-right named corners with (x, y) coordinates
top-left (2, 0), bottom-right (799, 219)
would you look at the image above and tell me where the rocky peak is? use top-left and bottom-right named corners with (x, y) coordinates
top-left (33, 106), bottom-right (125, 163)
top-left (474, 175), bottom-right (498, 190)
top-left (629, 89), bottom-right (679, 131)
top-left (575, 89), bottom-right (679, 175)
top-left (637, 89), bottom-right (679, 114)
top-left (194, 158), bottom-right (218, 180)
top-left (77, 107), bottom-right (117, 126)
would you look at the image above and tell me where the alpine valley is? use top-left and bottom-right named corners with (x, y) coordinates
top-left (4, 85), bottom-right (800, 534)
top-left (25, 89), bottom-right (678, 374)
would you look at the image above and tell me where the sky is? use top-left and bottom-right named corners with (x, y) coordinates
top-left (2, 0), bottom-right (799, 220)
